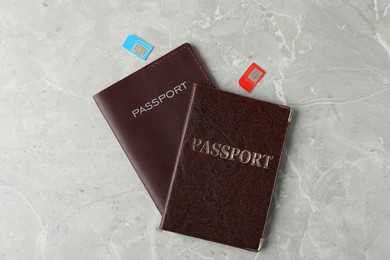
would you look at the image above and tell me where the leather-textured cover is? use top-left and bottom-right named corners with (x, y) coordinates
top-left (160, 84), bottom-right (292, 251)
top-left (93, 44), bottom-right (215, 213)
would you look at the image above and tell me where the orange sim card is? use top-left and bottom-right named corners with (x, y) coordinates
top-left (239, 63), bottom-right (266, 92)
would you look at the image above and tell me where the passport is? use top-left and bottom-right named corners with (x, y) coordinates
top-left (160, 84), bottom-right (292, 251)
top-left (93, 44), bottom-right (215, 213)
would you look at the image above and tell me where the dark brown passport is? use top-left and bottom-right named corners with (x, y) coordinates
top-left (93, 44), bottom-right (215, 213)
top-left (160, 84), bottom-right (292, 251)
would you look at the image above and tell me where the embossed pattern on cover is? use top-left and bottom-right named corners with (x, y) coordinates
top-left (160, 84), bottom-right (292, 251)
top-left (93, 44), bottom-right (215, 214)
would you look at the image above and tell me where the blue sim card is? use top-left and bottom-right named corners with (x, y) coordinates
top-left (123, 35), bottom-right (153, 60)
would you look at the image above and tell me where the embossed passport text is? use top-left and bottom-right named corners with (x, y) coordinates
top-left (93, 44), bottom-right (215, 213)
top-left (160, 84), bottom-right (292, 251)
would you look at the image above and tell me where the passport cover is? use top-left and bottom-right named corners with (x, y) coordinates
top-left (160, 84), bottom-right (292, 251)
top-left (93, 44), bottom-right (215, 213)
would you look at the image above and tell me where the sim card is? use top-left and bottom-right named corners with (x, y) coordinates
top-left (239, 63), bottom-right (266, 92)
top-left (123, 34), bottom-right (153, 60)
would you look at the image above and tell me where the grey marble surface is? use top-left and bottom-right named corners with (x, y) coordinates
top-left (1, 0), bottom-right (390, 259)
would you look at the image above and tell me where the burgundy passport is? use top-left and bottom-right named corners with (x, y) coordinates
top-left (160, 84), bottom-right (292, 251)
top-left (93, 44), bottom-right (215, 213)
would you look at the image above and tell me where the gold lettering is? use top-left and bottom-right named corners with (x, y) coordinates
top-left (262, 155), bottom-right (273, 169)
top-left (211, 143), bottom-right (221, 157)
top-left (192, 138), bottom-right (202, 151)
top-left (220, 145), bottom-right (231, 159)
top-left (229, 147), bottom-right (241, 161)
top-left (199, 140), bottom-right (210, 154)
top-left (250, 152), bottom-right (263, 167)
top-left (190, 138), bottom-right (273, 169)
top-left (239, 150), bottom-right (251, 164)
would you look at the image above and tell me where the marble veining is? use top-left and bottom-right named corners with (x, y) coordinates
top-left (1, 0), bottom-right (390, 259)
